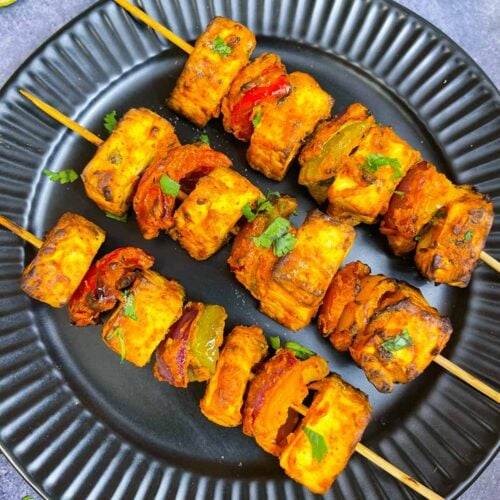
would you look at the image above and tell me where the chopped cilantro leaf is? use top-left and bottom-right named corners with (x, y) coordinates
top-left (160, 173), bottom-right (180, 197)
top-left (252, 110), bottom-right (263, 127)
top-left (107, 327), bottom-right (126, 363)
top-left (392, 190), bottom-right (405, 197)
top-left (199, 134), bottom-right (210, 145)
top-left (241, 191), bottom-right (282, 222)
top-left (212, 36), bottom-right (232, 57)
top-left (414, 235), bottom-right (422, 241)
top-left (273, 232), bottom-right (297, 257)
top-left (463, 230), bottom-right (474, 242)
top-left (43, 168), bottom-right (79, 184)
top-left (363, 153), bottom-right (403, 181)
top-left (252, 216), bottom-right (290, 249)
top-left (285, 341), bottom-right (316, 360)
top-left (380, 328), bottom-right (413, 353)
top-left (104, 110), bottom-right (118, 133)
top-left (21, 496), bottom-right (33, 500)
top-left (105, 212), bottom-right (128, 222)
top-left (122, 289), bottom-right (138, 321)
top-left (269, 336), bottom-right (281, 350)
top-left (242, 202), bottom-right (256, 222)
top-left (303, 426), bottom-right (328, 462)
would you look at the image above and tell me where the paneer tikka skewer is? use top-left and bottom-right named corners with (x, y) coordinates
top-left (113, 3), bottom-right (498, 286)
top-left (0, 212), bottom-right (443, 499)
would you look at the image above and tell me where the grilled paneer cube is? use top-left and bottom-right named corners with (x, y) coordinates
top-left (228, 195), bottom-right (298, 300)
top-left (21, 213), bottom-right (105, 308)
top-left (318, 261), bottom-right (371, 343)
top-left (414, 189), bottom-right (494, 287)
top-left (246, 72), bottom-right (333, 181)
top-left (279, 374), bottom-right (372, 495)
top-left (102, 269), bottom-right (184, 367)
top-left (82, 108), bottom-right (179, 216)
top-left (133, 143), bottom-right (232, 239)
top-left (332, 275), bottom-right (399, 352)
top-left (273, 211), bottom-right (355, 307)
top-left (327, 123), bottom-right (420, 225)
top-left (350, 283), bottom-right (452, 392)
top-left (380, 161), bottom-right (462, 255)
top-left (200, 325), bottom-right (268, 427)
top-left (170, 166), bottom-right (263, 260)
top-left (298, 103), bottom-right (375, 204)
top-left (242, 349), bottom-right (329, 456)
top-left (168, 17), bottom-right (256, 128)
top-left (221, 53), bottom-right (291, 141)
top-left (154, 302), bottom-right (227, 387)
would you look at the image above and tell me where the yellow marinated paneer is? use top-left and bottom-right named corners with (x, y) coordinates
top-left (279, 375), bottom-right (372, 495)
top-left (170, 166), bottom-right (263, 260)
top-left (81, 108), bottom-right (179, 216)
top-left (101, 269), bottom-right (185, 367)
top-left (272, 210), bottom-right (356, 307)
top-left (246, 72), bottom-right (333, 181)
top-left (327, 124), bottom-right (420, 225)
top-left (200, 325), bottom-right (268, 427)
top-left (414, 189), bottom-right (494, 287)
top-left (21, 212), bottom-right (105, 308)
top-left (168, 17), bottom-right (256, 128)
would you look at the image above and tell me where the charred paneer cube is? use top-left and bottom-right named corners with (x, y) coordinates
top-left (200, 325), bottom-right (268, 427)
top-left (247, 72), bottom-right (333, 181)
top-left (279, 374), bottom-right (372, 495)
top-left (168, 17), bottom-right (256, 128)
top-left (133, 143), bottom-right (232, 239)
top-left (170, 166), bottom-right (263, 260)
top-left (298, 103), bottom-right (375, 204)
top-left (101, 269), bottom-right (184, 367)
top-left (350, 283), bottom-right (452, 392)
top-left (414, 189), bottom-right (494, 287)
top-left (327, 120), bottom-right (420, 225)
top-left (380, 161), bottom-right (462, 255)
top-left (272, 210), bottom-right (355, 307)
top-left (242, 348), bottom-right (329, 456)
top-left (21, 212), bottom-right (105, 308)
top-left (82, 108), bottom-right (179, 216)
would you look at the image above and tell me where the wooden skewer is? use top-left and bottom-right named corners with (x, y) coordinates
top-left (113, 0), bottom-right (193, 55)
top-left (291, 403), bottom-right (442, 500)
top-left (112, 0), bottom-right (500, 277)
top-left (0, 215), bottom-right (42, 249)
top-left (19, 89), bottom-right (187, 202)
top-left (434, 354), bottom-right (500, 403)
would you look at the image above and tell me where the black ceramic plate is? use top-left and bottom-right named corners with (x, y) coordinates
top-left (0, 0), bottom-right (498, 498)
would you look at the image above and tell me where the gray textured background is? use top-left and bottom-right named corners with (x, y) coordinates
top-left (0, 0), bottom-right (498, 498)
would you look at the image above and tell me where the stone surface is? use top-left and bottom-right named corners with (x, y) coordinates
top-left (0, 1), bottom-right (497, 499)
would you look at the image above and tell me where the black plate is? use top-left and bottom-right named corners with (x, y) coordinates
top-left (0, 0), bottom-right (498, 498)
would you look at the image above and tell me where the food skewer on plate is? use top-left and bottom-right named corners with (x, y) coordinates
top-left (113, 0), bottom-right (499, 285)
top-left (0, 214), bottom-right (443, 499)
top-left (19, 90), bottom-right (263, 261)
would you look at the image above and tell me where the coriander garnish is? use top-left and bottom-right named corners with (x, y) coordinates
top-left (380, 328), bottom-right (413, 353)
top-left (198, 134), bottom-right (210, 145)
top-left (252, 216), bottom-right (297, 257)
top-left (302, 426), bottom-right (328, 462)
top-left (285, 341), bottom-right (316, 360)
top-left (211, 36), bottom-right (232, 57)
top-left (103, 110), bottom-right (117, 133)
top-left (363, 153), bottom-right (403, 181)
top-left (463, 230), bottom-right (474, 242)
top-left (252, 110), bottom-right (263, 127)
top-left (105, 212), bottom-right (128, 222)
top-left (241, 191), bottom-right (281, 222)
top-left (107, 327), bottom-right (126, 362)
top-left (160, 173), bottom-right (180, 197)
top-left (392, 190), bottom-right (405, 197)
top-left (43, 168), bottom-right (79, 184)
top-left (122, 289), bottom-right (138, 321)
